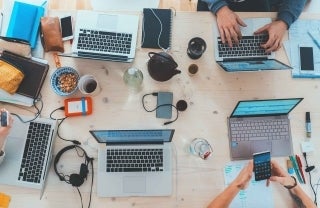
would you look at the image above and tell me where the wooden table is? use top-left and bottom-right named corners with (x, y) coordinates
top-left (1, 10), bottom-right (320, 208)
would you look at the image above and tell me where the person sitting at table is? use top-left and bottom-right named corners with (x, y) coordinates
top-left (199, 0), bottom-right (307, 53)
top-left (0, 109), bottom-right (13, 165)
top-left (207, 160), bottom-right (317, 208)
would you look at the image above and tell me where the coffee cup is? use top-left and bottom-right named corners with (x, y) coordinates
top-left (78, 75), bottom-right (101, 96)
top-left (188, 64), bottom-right (199, 76)
top-left (187, 37), bottom-right (207, 59)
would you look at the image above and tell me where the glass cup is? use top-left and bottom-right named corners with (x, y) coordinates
top-left (189, 138), bottom-right (213, 160)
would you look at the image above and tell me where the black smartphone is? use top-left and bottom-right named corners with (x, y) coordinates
top-left (253, 151), bottom-right (271, 181)
top-left (299, 45), bottom-right (314, 73)
top-left (0, 111), bottom-right (9, 127)
top-left (156, 92), bottom-right (173, 119)
top-left (60, 16), bottom-right (73, 41)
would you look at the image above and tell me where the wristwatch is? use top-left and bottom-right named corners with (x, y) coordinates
top-left (284, 176), bottom-right (297, 189)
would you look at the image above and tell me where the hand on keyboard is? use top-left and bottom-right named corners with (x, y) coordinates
top-left (254, 20), bottom-right (288, 53)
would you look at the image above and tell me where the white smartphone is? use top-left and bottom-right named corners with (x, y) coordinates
top-left (298, 44), bottom-right (314, 74)
top-left (60, 16), bottom-right (73, 41)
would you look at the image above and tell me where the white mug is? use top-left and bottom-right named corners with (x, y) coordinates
top-left (78, 75), bottom-right (101, 96)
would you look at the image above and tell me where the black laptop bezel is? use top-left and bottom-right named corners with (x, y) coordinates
top-left (89, 129), bottom-right (175, 145)
top-left (230, 98), bottom-right (303, 118)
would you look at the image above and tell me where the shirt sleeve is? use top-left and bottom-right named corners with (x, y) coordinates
top-left (0, 150), bottom-right (5, 165)
top-left (201, 0), bottom-right (229, 14)
top-left (276, 0), bottom-right (307, 28)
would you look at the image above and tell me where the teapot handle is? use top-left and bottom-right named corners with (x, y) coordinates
top-left (148, 52), bottom-right (178, 68)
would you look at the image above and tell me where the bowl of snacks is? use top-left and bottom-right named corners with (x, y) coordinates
top-left (50, 67), bottom-right (79, 96)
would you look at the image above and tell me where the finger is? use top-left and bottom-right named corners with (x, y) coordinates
top-left (265, 39), bottom-right (281, 53)
top-left (266, 179), bottom-right (270, 187)
top-left (224, 29), bottom-right (233, 47)
top-left (218, 26), bottom-right (226, 44)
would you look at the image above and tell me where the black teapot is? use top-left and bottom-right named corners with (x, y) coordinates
top-left (147, 52), bottom-right (181, 82)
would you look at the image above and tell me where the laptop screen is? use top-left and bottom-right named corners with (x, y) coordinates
top-left (90, 129), bottom-right (174, 144)
top-left (217, 59), bottom-right (291, 72)
top-left (231, 98), bottom-right (303, 117)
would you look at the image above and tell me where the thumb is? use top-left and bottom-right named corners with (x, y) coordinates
top-left (254, 24), bottom-right (269, 35)
top-left (236, 16), bottom-right (247, 27)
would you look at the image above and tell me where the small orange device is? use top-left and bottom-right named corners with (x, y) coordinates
top-left (64, 97), bottom-right (93, 117)
top-left (0, 192), bottom-right (10, 208)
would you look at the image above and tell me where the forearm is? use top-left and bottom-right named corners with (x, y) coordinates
top-left (289, 186), bottom-right (316, 208)
top-left (276, 0), bottom-right (307, 27)
top-left (201, 0), bottom-right (228, 14)
top-left (207, 182), bottom-right (240, 208)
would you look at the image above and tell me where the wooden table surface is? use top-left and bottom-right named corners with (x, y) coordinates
top-left (1, 10), bottom-right (320, 208)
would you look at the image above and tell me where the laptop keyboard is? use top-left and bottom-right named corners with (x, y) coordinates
top-left (218, 34), bottom-right (271, 58)
top-left (230, 119), bottom-right (290, 141)
top-left (77, 29), bottom-right (132, 54)
top-left (106, 148), bottom-right (163, 172)
top-left (18, 122), bottom-right (52, 183)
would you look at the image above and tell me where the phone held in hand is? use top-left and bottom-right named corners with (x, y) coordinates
top-left (0, 111), bottom-right (9, 127)
top-left (253, 151), bottom-right (271, 181)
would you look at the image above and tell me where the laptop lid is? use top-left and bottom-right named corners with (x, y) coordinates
top-left (217, 58), bottom-right (292, 72)
top-left (90, 129), bottom-right (174, 145)
top-left (230, 98), bottom-right (303, 118)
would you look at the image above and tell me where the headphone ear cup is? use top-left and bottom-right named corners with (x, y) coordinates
top-left (79, 163), bottom-right (89, 179)
top-left (69, 174), bottom-right (84, 187)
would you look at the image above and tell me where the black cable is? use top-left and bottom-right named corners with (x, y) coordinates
top-left (76, 187), bottom-right (84, 208)
top-left (303, 152), bottom-right (317, 205)
top-left (49, 107), bottom-right (81, 145)
top-left (141, 93), bottom-right (179, 125)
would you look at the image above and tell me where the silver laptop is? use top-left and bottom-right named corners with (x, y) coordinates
top-left (228, 98), bottom-right (303, 160)
top-left (214, 18), bottom-right (291, 72)
top-left (0, 115), bottom-right (57, 197)
top-left (62, 10), bottom-right (139, 62)
top-left (89, 129), bottom-right (174, 197)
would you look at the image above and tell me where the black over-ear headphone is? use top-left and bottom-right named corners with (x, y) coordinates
top-left (54, 145), bottom-right (93, 187)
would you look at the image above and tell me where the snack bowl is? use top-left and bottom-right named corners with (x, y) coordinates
top-left (50, 67), bottom-right (79, 96)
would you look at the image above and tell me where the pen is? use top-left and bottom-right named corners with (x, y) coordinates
top-left (306, 112), bottom-right (311, 138)
top-left (295, 155), bottom-right (306, 184)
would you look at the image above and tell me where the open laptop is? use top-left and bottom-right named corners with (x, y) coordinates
top-left (228, 98), bottom-right (303, 160)
top-left (213, 18), bottom-right (292, 72)
top-left (89, 129), bottom-right (174, 197)
top-left (0, 115), bottom-right (57, 197)
top-left (61, 10), bottom-right (139, 62)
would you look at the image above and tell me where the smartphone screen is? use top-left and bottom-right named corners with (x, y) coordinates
top-left (60, 16), bottom-right (73, 40)
top-left (156, 92), bottom-right (173, 119)
top-left (253, 151), bottom-right (271, 181)
top-left (299, 46), bottom-right (314, 71)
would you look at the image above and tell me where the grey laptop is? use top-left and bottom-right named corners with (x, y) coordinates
top-left (0, 115), bottom-right (57, 197)
top-left (60, 10), bottom-right (139, 62)
top-left (89, 129), bottom-right (174, 197)
top-left (228, 98), bottom-right (303, 160)
top-left (214, 18), bottom-right (291, 72)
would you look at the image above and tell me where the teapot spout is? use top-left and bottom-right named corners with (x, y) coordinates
top-left (174, 69), bottom-right (181, 75)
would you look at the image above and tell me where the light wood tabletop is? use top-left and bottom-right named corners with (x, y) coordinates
top-left (1, 8), bottom-right (320, 208)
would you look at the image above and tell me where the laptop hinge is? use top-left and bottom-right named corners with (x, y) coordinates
top-left (77, 51), bottom-right (130, 62)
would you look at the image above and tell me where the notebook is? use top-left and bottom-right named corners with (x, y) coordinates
top-left (89, 129), bottom-right (174, 197)
top-left (228, 98), bottom-right (303, 160)
top-left (0, 115), bottom-right (57, 198)
top-left (6, 1), bottom-right (45, 48)
top-left (213, 18), bottom-right (291, 72)
top-left (142, 8), bottom-right (173, 49)
top-left (0, 50), bottom-right (49, 99)
top-left (61, 10), bottom-right (139, 62)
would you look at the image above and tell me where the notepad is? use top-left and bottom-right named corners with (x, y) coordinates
top-left (142, 8), bottom-right (173, 49)
top-left (6, 1), bottom-right (44, 48)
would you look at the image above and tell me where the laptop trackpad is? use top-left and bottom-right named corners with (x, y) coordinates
top-left (97, 14), bottom-right (117, 30)
top-left (252, 141), bottom-right (272, 154)
top-left (123, 176), bottom-right (146, 193)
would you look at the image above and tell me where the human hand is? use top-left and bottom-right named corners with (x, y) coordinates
top-left (268, 160), bottom-right (295, 187)
top-left (254, 20), bottom-right (287, 53)
top-left (0, 109), bottom-right (13, 149)
top-left (216, 6), bottom-right (247, 47)
top-left (232, 160), bottom-right (253, 190)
